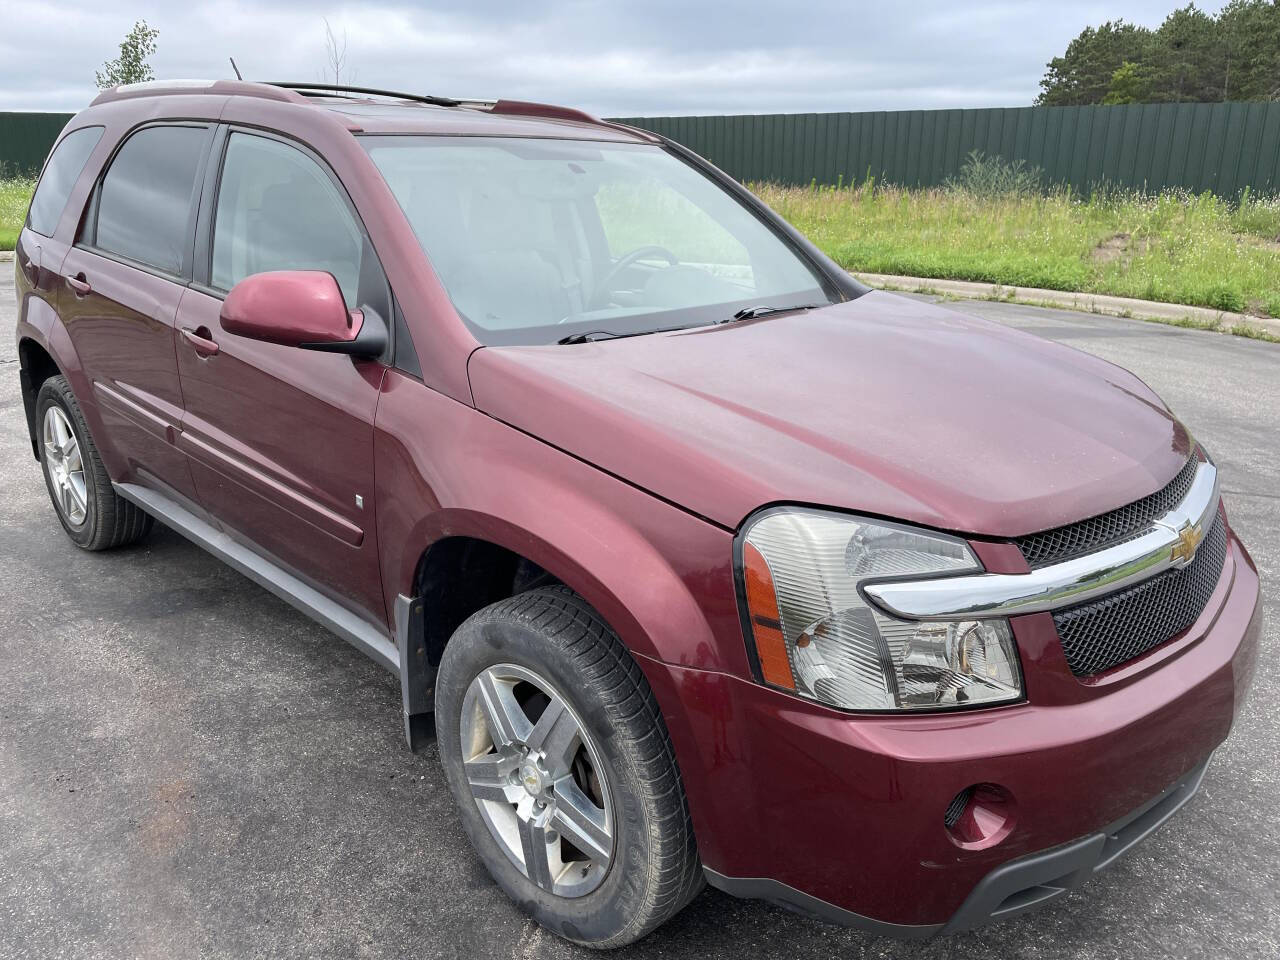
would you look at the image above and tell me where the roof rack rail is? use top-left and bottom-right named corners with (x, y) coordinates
top-left (90, 79), bottom-right (308, 107)
top-left (487, 99), bottom-right (661, 141)
top-left (266, 82), bottom-right (461, 108)
top-left (489, 99), bottom-right (600, 125)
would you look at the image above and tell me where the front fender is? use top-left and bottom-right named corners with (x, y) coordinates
top-left (373, 370), bottom-right (747, 678)
top-left (375, 369), bottom-right (758, 867)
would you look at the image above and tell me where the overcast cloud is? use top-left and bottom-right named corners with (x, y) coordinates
top-left (0, 1), bottom-right (1228, 115)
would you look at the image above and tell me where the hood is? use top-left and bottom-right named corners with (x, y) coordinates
top-left (467, 291), bottom-right (1192, 535)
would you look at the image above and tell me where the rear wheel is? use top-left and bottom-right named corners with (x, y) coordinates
top-left (36, 376), bottom-right (152, 551)
top-left (435, 586), bottom-right (702, 948)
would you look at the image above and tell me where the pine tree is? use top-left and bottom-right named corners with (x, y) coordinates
top-left (1037, 1), bottom-right (1280, 104)
top-left (1037, 21), bottom-right (1152, 105)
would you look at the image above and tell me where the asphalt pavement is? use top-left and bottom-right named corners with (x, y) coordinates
top-left (1, 270), bottom-right (1276, 960)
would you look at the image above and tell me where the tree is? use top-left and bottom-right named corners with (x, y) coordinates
top-left (322, 18), bottom-right (355, 86)
top-left (1102, 61), bottom-right (1151, 104)
top-left (1218, 0), bottom-right (1280, 100)
top-left (1037, 21), bottom-right (1153, 105)
top-left (1036, 1), bottom-right (1280, 104)
top-left (1143, 5), bottom-right (1223, 103)
top-left (95, 20), bottom-right (159, 90)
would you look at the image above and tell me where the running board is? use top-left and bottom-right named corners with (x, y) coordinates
top-left (114, 482), bottom-right (400, 674)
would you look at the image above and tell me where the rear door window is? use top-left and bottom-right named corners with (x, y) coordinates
top-left (93, 124), bottom-right (209, 275)
top-left (211, 132), bottom-right (365, 303)
top-left (26, 126), bottom-right (103, 237)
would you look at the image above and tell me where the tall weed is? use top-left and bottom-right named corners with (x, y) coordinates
top-left (754, 179), bottom-right (1280, 316)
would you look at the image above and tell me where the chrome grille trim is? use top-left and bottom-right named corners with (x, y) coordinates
top-left (863, 460), bottom-right (1220, 621)
top-left (1015, 455), bottom-right (1200, 568)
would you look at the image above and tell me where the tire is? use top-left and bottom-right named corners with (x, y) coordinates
top-left (435, 586), bottom-right (703, 948)
top-left (35, 375), bottom-right (153, 551)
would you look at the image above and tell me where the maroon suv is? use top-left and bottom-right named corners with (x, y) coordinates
top-left (14, 80), bottom-right (1261, 947)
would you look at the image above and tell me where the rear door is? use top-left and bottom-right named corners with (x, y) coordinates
top-left (58, 122), bottom-right (214, 502)
top-left (174, 128), bottom-right (390, 626)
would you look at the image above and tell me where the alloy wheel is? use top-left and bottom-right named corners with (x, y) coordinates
top-left (43, 406), bottom-right (87, 527)
top-left (459, 663), bottom-right (614, 898)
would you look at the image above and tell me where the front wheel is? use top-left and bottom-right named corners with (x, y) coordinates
top-left (435, 586), bottom-right (702, 948)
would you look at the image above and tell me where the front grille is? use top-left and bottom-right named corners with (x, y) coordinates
top-left (1053, 513), bottom-right (1227, 677)
top-left (1016, 455), bottom-right (1199, 568)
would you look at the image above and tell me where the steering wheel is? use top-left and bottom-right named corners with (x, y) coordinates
top-left (589, 245), bottom-right (680, 309)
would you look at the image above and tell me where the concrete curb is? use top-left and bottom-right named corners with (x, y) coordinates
top-left (854, 272), bottom-right (1280, 339)
top-left (0, 251), bottom-right (13, 262)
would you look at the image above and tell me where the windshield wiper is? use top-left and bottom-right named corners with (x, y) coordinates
top-left (556, 307), bottom-right (820, 344)
top-left (556, 324), bottom-right (691, 345)
top-left (721, 303), bottom-right (823, 324)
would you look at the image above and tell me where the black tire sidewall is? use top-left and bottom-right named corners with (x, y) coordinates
top-left (36, 378), bottom-right (100, 548)
top-left (436, 608), bottom-right (657, 945)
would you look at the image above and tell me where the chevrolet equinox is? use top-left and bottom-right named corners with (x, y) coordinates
top-left (13, 80), bottom-right (1261, 947)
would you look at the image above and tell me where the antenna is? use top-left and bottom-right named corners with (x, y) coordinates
top-left (229, 57), bottom-right (243, 81)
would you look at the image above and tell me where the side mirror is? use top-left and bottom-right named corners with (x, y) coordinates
top-left (220, 270), bottom-right (387, 359)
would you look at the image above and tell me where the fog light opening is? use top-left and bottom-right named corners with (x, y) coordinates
top-left (945, 783), bottom-right (1017, 850)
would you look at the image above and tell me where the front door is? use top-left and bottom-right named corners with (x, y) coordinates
top-left (175, 129), bottom-right (390, 626)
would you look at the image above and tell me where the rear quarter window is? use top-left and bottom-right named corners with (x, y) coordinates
top-left (92, 124), bottom-right (209, 275)
top-left (26, 126), bottom-right (104, 238)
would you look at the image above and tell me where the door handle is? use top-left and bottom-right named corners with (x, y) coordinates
top-left (181, 326), bottom-right (220, 357)
top-left (64, 273), bottom-right (92, 296)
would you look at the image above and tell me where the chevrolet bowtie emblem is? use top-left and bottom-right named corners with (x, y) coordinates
top-left (1170, 520), bottom-right (1204, 567)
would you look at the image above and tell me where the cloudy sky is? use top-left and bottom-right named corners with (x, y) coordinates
top-left (0, 1), bottom-right (1227, 116)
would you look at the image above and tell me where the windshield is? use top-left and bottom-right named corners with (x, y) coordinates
top-left (362, 136), bottom-right (836, 345)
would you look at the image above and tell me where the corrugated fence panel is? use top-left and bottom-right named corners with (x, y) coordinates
top-left (0, 112), bottom-right (74, 176)
top-left (612, 102), bottom-right (1280, 196)
top-left (9, 104), bottom-right (1279, 196)
top-left (1255, 105), bottom-right (1280, 193)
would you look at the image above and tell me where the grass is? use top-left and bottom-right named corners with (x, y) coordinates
top-left (0, 176), bottom-right (36, 250)
top-left (755, 179), bottom-right (1280, 318)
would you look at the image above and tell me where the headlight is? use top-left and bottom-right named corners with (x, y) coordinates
top-left (739, 509), bottom-right (1023, 711)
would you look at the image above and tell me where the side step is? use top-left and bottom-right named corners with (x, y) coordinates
top-left (114, 482), bottom-right (400, 672)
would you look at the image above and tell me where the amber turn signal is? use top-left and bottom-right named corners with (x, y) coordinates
top-left (742, 541), bottom-right (796, 690)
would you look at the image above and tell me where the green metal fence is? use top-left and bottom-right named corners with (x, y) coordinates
top-left (0, 112), bottom-right (74, 176)
top-left (8, 103), bottom-right (1280, 197)
top-left (613, 102), bottom-right (1280, 196)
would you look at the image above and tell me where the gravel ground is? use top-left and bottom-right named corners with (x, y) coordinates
top-left (1, 271), bottom-right (1276, 960)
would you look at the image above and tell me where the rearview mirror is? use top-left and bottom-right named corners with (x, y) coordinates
top-left (220, 270), bottom-right (387, 359)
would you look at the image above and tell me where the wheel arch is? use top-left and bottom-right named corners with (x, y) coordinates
top-left (18, 338), bottom-right (61, 459)
top-left (401, 504), bottom-right (721, 656)
top-left (18, 294), bottom-right (91, 462)
top-left (410, 533), bottom-right (561, 673)
top-left (392, 502), bottom-right (732, 751)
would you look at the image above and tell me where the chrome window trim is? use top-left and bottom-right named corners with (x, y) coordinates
top-left (864, 461), bottom-right (1221, 621)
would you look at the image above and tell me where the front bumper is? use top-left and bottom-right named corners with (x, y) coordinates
top-left (643, 529), bottom-right (1262, 935)
top-left (705, 755), bottom-right (1210, 936)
